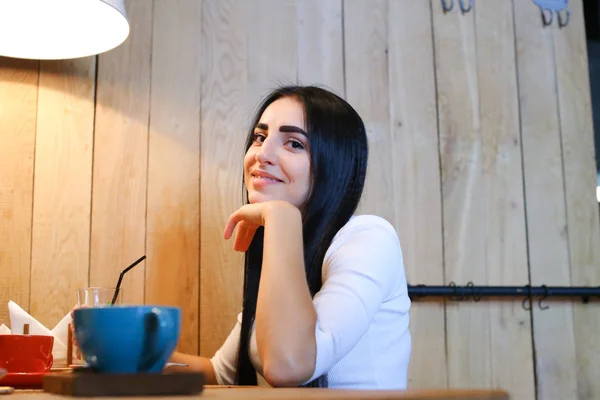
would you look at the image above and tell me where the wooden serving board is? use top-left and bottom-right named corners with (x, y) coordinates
top-left (42, 370), bottom-right (204, 397)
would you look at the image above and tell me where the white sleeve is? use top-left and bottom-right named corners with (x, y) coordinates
top-left (305, 216), bottom-right (406, 383)
top-left (210, 312), bottom-right (242, 385)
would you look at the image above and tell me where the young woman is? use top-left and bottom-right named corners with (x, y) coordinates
top-left (170, 85), bottom-right (411, 389)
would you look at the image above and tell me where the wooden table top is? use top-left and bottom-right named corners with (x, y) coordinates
top-left (11, 386), bottom-right (508, 400)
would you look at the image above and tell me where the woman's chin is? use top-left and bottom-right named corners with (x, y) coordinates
top-left (248, 192), bottom-right (293, 205)
top-left (248, 193), bottom-right (271, 204)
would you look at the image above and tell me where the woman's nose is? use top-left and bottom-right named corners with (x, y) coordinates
top-left (256, 138), bottom-right (276, 165)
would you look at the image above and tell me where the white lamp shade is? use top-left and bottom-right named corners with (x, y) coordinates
top-left (0, 0), bottom-right (129, 60)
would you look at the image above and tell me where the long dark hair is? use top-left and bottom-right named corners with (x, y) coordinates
top-left (234, 86), bottom-right (368, 387)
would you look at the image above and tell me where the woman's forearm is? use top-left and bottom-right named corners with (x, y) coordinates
top-left (168, 351), bottom-right (218, 385)
top-left (255, 203), bottom-right (317, 387)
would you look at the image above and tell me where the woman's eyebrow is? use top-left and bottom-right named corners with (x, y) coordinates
top-left (255, 123), bottom-right (307, 136)
top-left (280, 125), bottom-right (307, 136)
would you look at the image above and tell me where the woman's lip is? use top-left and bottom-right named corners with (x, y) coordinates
top-left (251, 176), bottom-right (282, 186)
top-left (251, 170), bottom-right (283, 182)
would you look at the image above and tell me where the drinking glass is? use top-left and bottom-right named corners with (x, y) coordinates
top-left (72, 287), bottom-right (123, 366)
top-left (77, 287), bottom-right (123, 307)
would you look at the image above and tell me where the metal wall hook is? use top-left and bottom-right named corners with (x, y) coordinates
top-left (441, 0), bottom-right (454, 14)
top-left (465, 281), bottom-right (481, 302)
top-left (522, 284), bottom-right (533, 311)
top-left (557, 8), bottom-right (570, 27)
top-left (448, 281), bottom-right (458, 301)
top-left (538, 285), bottom-right (549, 310)
top-left (541, 8), bottom-right (554, 26)
top-left (458, 0), bottom-right (473, 14)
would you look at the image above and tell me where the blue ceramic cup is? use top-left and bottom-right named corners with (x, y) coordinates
top-left (73, 305), bottom-right (181, 374)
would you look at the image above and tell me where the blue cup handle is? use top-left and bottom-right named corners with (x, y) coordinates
top-left (137, 307), bottom-right (174, 372)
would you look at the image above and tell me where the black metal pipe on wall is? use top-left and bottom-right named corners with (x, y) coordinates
top-left (408, 282), bottom-right (600, 310)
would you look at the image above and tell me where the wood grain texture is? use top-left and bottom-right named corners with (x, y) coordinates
top-left (145, 0), bottom-right (201, 355)
top-left (431, 0), bottom-right (489, 388)
top-left (475, 2), bottom-right (535, 399)
top-left (0, 58), bottom-right (38, 323)
top-left (199, 0), bottom-right (247, 357)
top-left (296, 0), bottom-right (344, 96)
top-left (90, 0), bottom-right (153, 304)
top-left (13, 387), bottom-right (510, 400)
top-left (387, 0), bottom-right (446, 390)
top-left (245, 0), bottom-right (298, 109)
top-left (553, 1), bottom-right (600, 398)
top-left (30, 58), bottom-right (96, 327)
top-left (2, 2), bottom-right (599, 396)
top-left (343, 0), bottom-right (393, 222)
top-left (513, 1), bottom-right (577, 399)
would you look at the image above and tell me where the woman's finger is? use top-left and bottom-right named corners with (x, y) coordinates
top-left (224, 204), bottom-right (263, 241)
top-left (223, 213), bottom-right (241, 240)
top-left (233, 221), bottom-right (250, 251)
top-left (240, 224), bottom-right (258, 252)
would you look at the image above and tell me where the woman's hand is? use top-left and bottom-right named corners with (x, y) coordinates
top-left (224, 201), bottom-right (297, 252)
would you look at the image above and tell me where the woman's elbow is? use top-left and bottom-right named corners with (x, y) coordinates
top-left (262, 360), bottom-right (314, 387)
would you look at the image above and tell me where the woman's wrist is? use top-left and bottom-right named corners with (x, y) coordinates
top-left (264, 200), bottom-right (301, 223)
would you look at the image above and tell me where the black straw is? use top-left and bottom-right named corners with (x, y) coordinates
top-left (110, 255), bottom-right (146, 305)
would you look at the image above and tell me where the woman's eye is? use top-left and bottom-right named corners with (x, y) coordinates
top-left (288, 140), bottom-right (305, 150)
top-left (253, 132), bottom-right (266, 143)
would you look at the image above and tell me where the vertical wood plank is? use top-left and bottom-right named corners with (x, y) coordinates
top-left (431, 0), bottom-right (489, 388)
top-left (30, 58), bottom-right (96, 329)
top-left (513, 1), bottom-right (577, 399)
top-left (297, 0), bottom-right (344, 95)
top-left (245, 0), bottom-right (298, 108)
top-left (146, 0), bottom-right (202, 355)
top-left (232, 1), bottom-right (298, 371)
top-left (0, 58), bottom-right (38, 323)
top-left (343, 0), bottom-right (392, 222)
top-left (476, 2), bottom-right (535, 399)
top-left (90, 0), bottom-right (153, 304)
top-left (387, 0), bottom-right (446, 389)
top-left (199, 0), bottom-right (247, 357)
top-left (553, 1), bottom-right (600, 398)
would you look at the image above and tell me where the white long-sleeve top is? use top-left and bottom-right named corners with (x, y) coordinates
top-left (210, 214), bottom-right (412, 389)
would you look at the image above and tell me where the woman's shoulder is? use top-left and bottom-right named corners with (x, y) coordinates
top-left (322, 214), bottom-right (406, 296)
top-left (335, 214), bottom-right (400, 242)
top-left (326, 214), bottom-right (403, 261)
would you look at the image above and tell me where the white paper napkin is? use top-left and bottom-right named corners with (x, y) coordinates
top-left (7, 301), bottom-right (72, 365)
top-left (0, 324), bottom-right (11, 335)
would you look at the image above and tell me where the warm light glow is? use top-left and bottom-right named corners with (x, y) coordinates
top-left (596, 186), bottom-right (600, 203)
top-left (0, 0), bottom-right (129, 60)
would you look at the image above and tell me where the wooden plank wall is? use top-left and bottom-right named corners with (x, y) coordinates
top-left (0, 1), bottom-right (598, 399)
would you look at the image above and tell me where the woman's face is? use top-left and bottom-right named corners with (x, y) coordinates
top-left (244, 97), bottom-right (311, 208)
